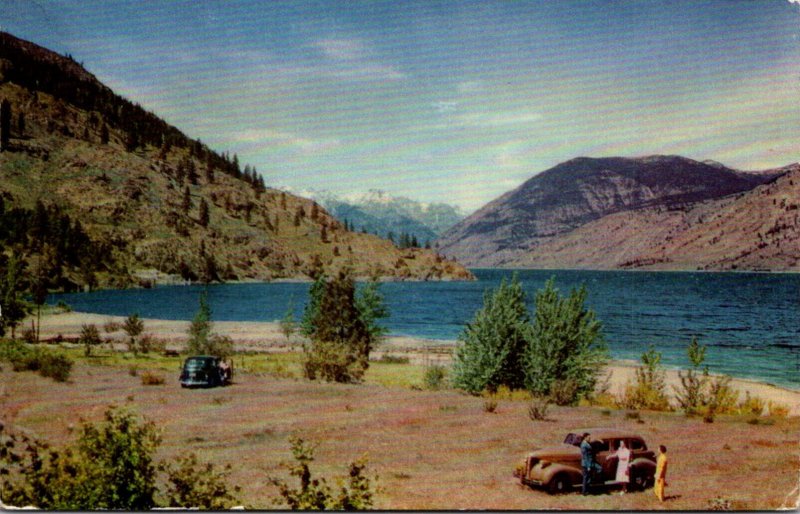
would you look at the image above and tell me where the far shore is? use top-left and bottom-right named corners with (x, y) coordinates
top-left (24, 310), bottom-right (800, 416)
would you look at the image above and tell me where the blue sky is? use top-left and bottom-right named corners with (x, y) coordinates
top-left (2, 1), bottom-right (799, 212)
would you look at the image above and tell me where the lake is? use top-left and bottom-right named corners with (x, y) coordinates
top-left (49, 269), bottom-right (800, 390)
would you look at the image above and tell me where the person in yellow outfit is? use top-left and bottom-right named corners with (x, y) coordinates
top-left (654, 445), bottom-right (668, 501)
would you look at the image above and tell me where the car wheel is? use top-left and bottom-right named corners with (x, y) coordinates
top-left (630, 470), bottom-right (648, 491)
top-left (548, 474), bottom-right (570, 495)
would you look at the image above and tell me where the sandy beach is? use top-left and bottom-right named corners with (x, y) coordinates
top-left (29, 310), bottom-right (800, 416)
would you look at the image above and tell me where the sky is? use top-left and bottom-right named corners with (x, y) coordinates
top-left (2, 1), bottom-right (799, 213)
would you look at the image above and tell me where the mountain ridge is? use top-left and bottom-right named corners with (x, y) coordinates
top-left (436, 155), bottom-right (795, 270)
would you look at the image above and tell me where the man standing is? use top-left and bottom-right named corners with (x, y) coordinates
top-left (654, 445), bottom-right (668, 501)
top-left (580, 433), bottom-right (594, 495)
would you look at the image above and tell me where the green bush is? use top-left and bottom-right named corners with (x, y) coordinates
top-left (527, 396), bottom-right (550, 421)
top-left (80, 323), bottom-right (102, 356)
top-left (0, 341), bottom-right (72, 382)
top-left (38, 351), bottom-right (72, 382)
top-left (160, 453), bottom-right (241, 509)
top-left (268, 436), bottom-right (376, 510)
top-left (619, 345), bottom-right (671, 411)
top-left (423, 365), bottom-right (447, 390)
top-left (0, 406), bottom-right (161, 510)
top-left (1, 406), bottom-right (241, 510)
top-left (140, 371), bottom-right (166, 386)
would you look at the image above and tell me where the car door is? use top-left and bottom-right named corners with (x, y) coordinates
top-left (595, 439), bottom-right (615, 481)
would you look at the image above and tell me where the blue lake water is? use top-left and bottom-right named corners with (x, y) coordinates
top-left (49, 269), bottom-right (800, 390)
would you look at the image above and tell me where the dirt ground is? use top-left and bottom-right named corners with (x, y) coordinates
top-left (1, 360), bottom-right (798, 510)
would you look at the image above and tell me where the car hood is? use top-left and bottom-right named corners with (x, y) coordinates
top-left (529, 444), bottom-right (581, 460)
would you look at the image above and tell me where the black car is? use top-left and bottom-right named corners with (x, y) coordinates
top-left (180, 355), bottom-right (232, 388)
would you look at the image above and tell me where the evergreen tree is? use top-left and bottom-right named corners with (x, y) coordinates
top-left (451, 274), bottom-right (530, 394)
top-left (0, 99), bottom-right (11, 151)
top-left (123, 313), bottom-right (144, 355)
top-left (198, 198), bottom-right (210, 228)
top-left (186, 290), bottom-right (212, 355)
top-left (100, 122), bottom-right (109, 145)
top-left (0, 253), bottom-right (30, 339)
top-left (522, 278), bottom-right (608, 403)
top-left (181, 186), bottom-right (191, 215)
top-left (303, 270), bottom-right (373, 383)
top-left (355, 279), bottom-right (389, 344)
top-left (301, 274), bottom-right (326, 338)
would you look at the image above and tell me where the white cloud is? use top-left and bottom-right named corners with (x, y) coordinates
top-left (432, 100), bottom-right (458, 113)
top-left (235, 129), bottom-right (340, 155)
top-left (312, 38), bottom-right (367, 61)
top-left (307, 37), bottom-right (406, 81)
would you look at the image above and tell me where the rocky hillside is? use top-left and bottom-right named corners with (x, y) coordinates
top-left (436, 155), bottom-right (794, 270)
top-left (0, 32), bottom-right (472, 290)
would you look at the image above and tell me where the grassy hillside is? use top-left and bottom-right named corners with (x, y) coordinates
top-left (0, 34), bottom-right (473, 290)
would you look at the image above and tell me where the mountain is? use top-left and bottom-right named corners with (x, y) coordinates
top-left (292, 188), bottom-right (465, 246)
top-left (436, 155), bottom-right (793, 270)
top-left (0, 32), bottom-right (473, 290)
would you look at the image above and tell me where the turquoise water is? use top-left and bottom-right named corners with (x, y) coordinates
top-left (50, 270), bottom-right (800, 389)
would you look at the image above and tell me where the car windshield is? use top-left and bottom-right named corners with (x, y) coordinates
top-left (185, 358), bottom-right (213, 370)
top-left (563, 433), bottom-right (582, 446)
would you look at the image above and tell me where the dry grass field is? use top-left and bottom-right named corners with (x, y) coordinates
top-left (1, 352), bottom-right (798, 510)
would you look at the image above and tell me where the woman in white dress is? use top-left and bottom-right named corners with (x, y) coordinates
top-left (615, 440), bottom-right (631, 494)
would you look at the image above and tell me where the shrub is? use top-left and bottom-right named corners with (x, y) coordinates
top-left (768, 401), bottom-right (789, 418)
top-left (0, 407), bottom-right (161, 510)
top-left (0, 341), bottom-right (72, 382)
top-left (160, 453), bottom-right (241, 509)
top-left (103, 320), bottom-right (121, 333)
top-left (268, 436), bottom-right (376, 510)
top-left (620, 346), bottom-right (671, 411)
top-left (423, 365), bottom-right (447, 390)
top-left (141, 371), bottom-right (166, 386)
top-left (80, 323), bottom-right (102, 356)
top-left (123, 313), bottom-right (144, 354)
top-left (21, 327), bottom-right (36, 344)
top-left (1, 408), bottom-right (239, 510)
top-left (549, 379), bottom-right (580, 406)
top-left (129, 366), bottom-right (139, 377)
top-left (527, 396), bottom-right (550, 421)
top-left (38, 351), bottom-right (72, 382)
top-left (55, 300), bottom-right (72, 312)
top-left (708, 497), bottom-right (733, 510)
top-left (378, 354), bottom-right (409, 364)
top-left (703, 375), bottom-right (738, 419)
top-left (674, 337), bottom-right (709, 416)
top-left (738, 392), bottom-right (765, 417)
top-left (482, 396), bottom-right (498, 413)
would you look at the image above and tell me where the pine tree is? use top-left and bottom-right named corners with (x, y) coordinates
top-left (451, 274), bottom-right (530, 394)
top-left (0, 99), bottom-right (11, 151)
top-left (181, 186), bottom-right (191, 214)
top-left (186, 290), bottom-right (212, 355)
top-left (303, 270), bottom-right (374, 383)
top-left (0, 253), bottom-right (30, 339)
top-left (198, 198), bottom-right (210, 227)
top-left (100, 122), bottom-right (109, 144)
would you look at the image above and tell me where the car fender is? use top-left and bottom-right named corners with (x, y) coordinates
top-left (540, 462), bottom-right (583, 486)
top-left (630, 457), bottom-right (656, 476)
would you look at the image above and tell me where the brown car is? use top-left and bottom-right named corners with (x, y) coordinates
top-left (516, 428), bottom-right (657, 494)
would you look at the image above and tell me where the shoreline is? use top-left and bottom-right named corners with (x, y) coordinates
top-left (26, 310), bottom-right (800, 416)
